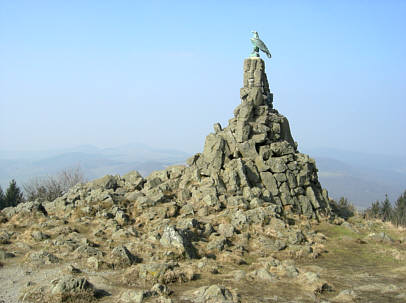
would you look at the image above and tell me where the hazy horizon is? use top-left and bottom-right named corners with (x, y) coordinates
top-left (0, 142), bottom-right (405, 208)
top-left (1, 142), bottom-right (405, 160)
top-left (1, 1), bottom-right (406, 157)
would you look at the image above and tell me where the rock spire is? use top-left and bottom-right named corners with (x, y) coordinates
top-left (187, 57), bottom-right (330, 218)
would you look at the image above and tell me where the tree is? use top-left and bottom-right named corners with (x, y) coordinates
top-left (57, 166), bottom-right (86, 193)
top-left (4, 179), bottom-right (24, 208)
top-left (0, 186), bottom-right (5, 209)
top-left (380, 194), bottom-right (392, 222)
top-left (330, 197), bottom-right (355, 219)
top-left (371, 201), bottom-right (381, 218)
top-left (366, 200), bottom-right (381, 219)
top-left (24, 177), bottom-right (62, 202)
top-left (23, 166), bottom-right (86, 202)
top-left (393, 190), bottom-right (406, 227)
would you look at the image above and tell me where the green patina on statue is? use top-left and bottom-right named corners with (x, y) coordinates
top-left (250, 31), bottom-right (271, 58)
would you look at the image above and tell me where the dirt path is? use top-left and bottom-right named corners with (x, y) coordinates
top-left (0, 261), bottom-right (61, 303)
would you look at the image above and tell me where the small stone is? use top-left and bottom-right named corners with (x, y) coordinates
top-left (0, 249), bottom-right (15, 260)
top-left (120, 289), bottom-right (147, 303)
top-left (111, 245), bottom-right (140, 267)
top-left (189, 284), bottom-right (240, 303)
top-left (66, 264), bottom-right (81, 274)
top-left (31, 230), bottom-right (50, 241)
top-left (28, 250), bottom-right (59, 264)
top-left (151, 283), bottom-right (170, 296)
top-left (248, 268), bottom-right (277, 282)
top-left (333, 289), bottom-right (357, 301)
top-left (232, 270), bottom-right (246, 281)
top-left (218, 223), bottom-right (235, 238)
top-left (207, 236), bottom-right (228, 252)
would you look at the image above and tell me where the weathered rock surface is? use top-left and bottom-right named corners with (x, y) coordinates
top-left (185, 284), bottom-right (241, 303)
top-left (0, 58), bottom-right (346, 303)
top-left (51, 276), bottom-right (94, 296)
top-left (179, 58), bottom-right (330, 219)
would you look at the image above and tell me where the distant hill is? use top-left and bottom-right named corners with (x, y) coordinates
top-left (305, 148), bottom-right (406, 208)
top-left (0, 144), bottom-right (190, 191)
top-left (1, 145), bottom-right (404, 209)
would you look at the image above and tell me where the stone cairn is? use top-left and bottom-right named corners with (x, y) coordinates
top-left (6, 58), bottom-right (332, 226)
top-left (25, 57), bottom-right (332, 225)
top-left (0, 57), bottom-right (336, 303)
top-left (180, 57), bottom-right (330, 219)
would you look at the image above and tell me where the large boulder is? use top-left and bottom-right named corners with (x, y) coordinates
top-left (160, 225), bottom-right (198, 259)
top-left (51, 276), bottom-right (94, 296)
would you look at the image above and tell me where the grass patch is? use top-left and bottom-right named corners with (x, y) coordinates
top-left (314, 222), bottom-right (404, 269)
top-left (316, 222), bottom-right (362, 240)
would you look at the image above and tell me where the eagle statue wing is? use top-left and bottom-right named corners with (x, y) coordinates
top-left (255, 38), bottom-right (272, 58)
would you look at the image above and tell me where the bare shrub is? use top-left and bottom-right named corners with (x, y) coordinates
top-left (23, 177), bottom-right (61, 202)
top-left (24, 166), bottom-right (87, 202)
top-left (58, 166), bottom-right (87, 193)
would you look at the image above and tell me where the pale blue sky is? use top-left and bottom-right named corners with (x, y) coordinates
top-left (1, 1), bottom-right (405, 156)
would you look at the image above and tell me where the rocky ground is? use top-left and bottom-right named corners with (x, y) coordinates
top-left (0, 178), bottom-right (405, 303)
top-left (1, 57), bottom-right (404, 302)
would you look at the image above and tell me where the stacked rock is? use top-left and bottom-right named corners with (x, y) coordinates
top-left (28, 58), bottom-right (331, 223)
top-left (183, 58), bottom-right (330, 218)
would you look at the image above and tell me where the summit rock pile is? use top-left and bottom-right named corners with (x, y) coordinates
top-left (0, 58), bottom-right (340, 303)
top-left (185, 58), bottom-right (330, 219)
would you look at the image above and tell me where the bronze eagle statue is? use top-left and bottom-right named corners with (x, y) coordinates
top-left (250, 31), bottom-right (271, 58)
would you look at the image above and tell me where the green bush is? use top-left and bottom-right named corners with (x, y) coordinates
top-left (0, 179), bottom-right (24, 210)
top-left (330, 197), bottom-right (355, 219)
